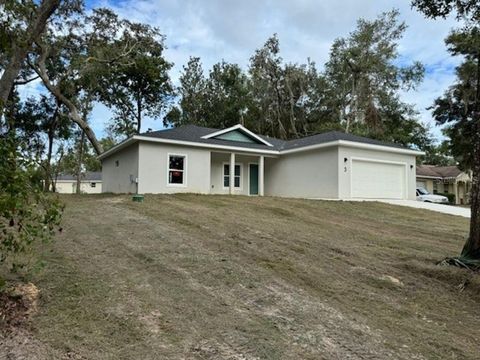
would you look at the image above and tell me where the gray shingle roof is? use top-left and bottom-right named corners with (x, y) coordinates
top-left (416, 165), bottom-right (462, 179)
top-left (57, 171), bottom-right (102, 181)
top-left (139, 125), bottom-right (410, 151)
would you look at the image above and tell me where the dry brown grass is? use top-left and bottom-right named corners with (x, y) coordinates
top-left (5, 194), bottom-right (478, 359)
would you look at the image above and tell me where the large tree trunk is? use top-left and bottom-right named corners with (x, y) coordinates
top-left (75, 131), bottom-right (86, 194)
top-left (0, 0), bottom-right (60, 107)
top-left (44, 127), bottom-right (55, 192)
top-left (463, 143), bottom-right (480, 258)
top-left (461, 54), bottom-right (480, 259)
top-left (136, 92), bottom-right (142, 134)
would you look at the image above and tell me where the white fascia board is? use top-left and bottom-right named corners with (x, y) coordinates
top-left (131, 135), bottom-right (279, 155)
top-left (99, 134), bottom-right (424, 160)
top-left (337, 140), bottom-right (425, 156)
top-left (55, 180), bottom-right (103, 183)
top-left (98, 137), bottom-right (137, 160)
top-left (416, 175), bottom-right (442, 179)
top-left (201, 124), bottom-right (274, 147)
top-left (280, 139), bottom-right (425, 156)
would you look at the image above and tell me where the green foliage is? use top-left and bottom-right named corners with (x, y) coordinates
top-left (324, 10), bottom-right (425, 144)
top-left (94, 11), bottom-right (174, 138)
top-left (412, 0), bottom-right (480, 21)
top-left (445, 193), bottom-right (456, 204)
top-left (430, 27), bottom-right (480, 170)
top-left (165, 57), bottom-right (207, 127)
top-left (420, 141), bottom-right (455, 165)
top-left (167, 14), bottom-right (429, 148)
top-left (0, 134), bottom-right (63, 274)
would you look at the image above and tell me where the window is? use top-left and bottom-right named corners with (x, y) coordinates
top-left (90, 182), bottom-right (96, 188)
top-left (168, 155), bottom-right (185, 185)
top-left (223, 164), bottom-right (241, 188)
top-left (444, 182), bottom-right (449, 193)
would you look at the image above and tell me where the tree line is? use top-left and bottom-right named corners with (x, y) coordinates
top-left (166, 10), bottom-right (430, 151)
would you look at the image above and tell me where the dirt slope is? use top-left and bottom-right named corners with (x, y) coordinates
top-left (3, 194), bottom-right (477, 359)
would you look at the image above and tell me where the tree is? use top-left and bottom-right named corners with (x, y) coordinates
top-left (203, 61), bottom-right (250, 129)
top-left (324, 10), bottom-right (425, 143)
top-left (421, 140), bottom-right (455, 166)
top-left (16, 95), bottom-right (72, 191)
top-left (0, 0), bottom-right (60, 108)
top-left (96, 18), bottom-right (173, 138)
top-left (165, 57), bottom-right (207, 127)
top-left (413, 0), bottom-right (480, 263)
top-left (248, 35), bottom-right (289, 138)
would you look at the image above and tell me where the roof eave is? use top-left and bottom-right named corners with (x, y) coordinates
top-left (98, 137), bottom-right (138, 160)
top-left (280, 140), bottom-right (424, 156)
top-left (99, 134), bottom-right (424, 160)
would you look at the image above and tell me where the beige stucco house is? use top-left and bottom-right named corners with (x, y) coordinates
top-left (416, 165), bottom-right (471, 205)
top-left (55, 172), bottom-right (102, 194)
top-left (99, 124), bottom-right (423, 200)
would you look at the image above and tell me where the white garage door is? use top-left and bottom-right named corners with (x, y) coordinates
top-left (351, 160), bottom-right (406, 199)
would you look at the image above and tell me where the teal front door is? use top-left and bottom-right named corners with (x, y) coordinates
top-left (249, 164), bottom-right (259, 195)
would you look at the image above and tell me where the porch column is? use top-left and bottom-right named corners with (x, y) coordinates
top-left (259, 155), bottom-right (265, 196)
top-left (454, 182), bottom-right (458, 204)
top-left (229, 152), bottom-right (235, 195)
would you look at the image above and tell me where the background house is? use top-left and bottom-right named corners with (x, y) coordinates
top-left (55, 171), bottom-right (102, 194)
top-left (416, 165), bottom-right (471, 204)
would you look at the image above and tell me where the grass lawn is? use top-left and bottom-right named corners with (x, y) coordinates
top-left (3, 194), bottom-right (478, 359)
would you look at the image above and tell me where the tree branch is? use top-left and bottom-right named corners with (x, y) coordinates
top-left (29, 45), bottom-right (104, 155)
top-left (0, 0), bottom-right (60, 107)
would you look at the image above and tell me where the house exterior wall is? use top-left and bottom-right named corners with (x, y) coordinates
top-left (264, 147), bottom-right (339, 198)
top-left (101, 138), bottom-right (421, 199)
top-left (338, 146), bottom-right (417, 200)
top-left (137, 142), bottom-right (211, 194)
top-left (55, 181), bottom-right (102, 194)
top-left (210, 153), bottom-right (261, 195)
top-left (102, 143), bottom-right (139, 193)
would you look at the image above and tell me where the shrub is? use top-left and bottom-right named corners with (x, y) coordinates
top-left (445, 193), bottom-right (456, 204)
top-left (0, 134), bottom-right (63, 280)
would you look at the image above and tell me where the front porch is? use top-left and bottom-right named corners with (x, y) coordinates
top-left (210, 152), bottom-right (266, 196)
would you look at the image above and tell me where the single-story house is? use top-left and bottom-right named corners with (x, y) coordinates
top-left (416, 165), bottom-right (471, 204)
top-left (99, 124), bottom-right (423, 200)
top-left (55, 171), bottom-right (102, 194)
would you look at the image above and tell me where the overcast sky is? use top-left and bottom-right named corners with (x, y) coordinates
top-left (22, 0), bottom-right (461, 141)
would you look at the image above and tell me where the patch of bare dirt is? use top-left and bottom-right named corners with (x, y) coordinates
top-left (0, 283), bottom-right (39, 333)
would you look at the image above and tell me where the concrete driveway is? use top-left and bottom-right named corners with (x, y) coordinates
top-left (378, 200), bottom-right (470, 218)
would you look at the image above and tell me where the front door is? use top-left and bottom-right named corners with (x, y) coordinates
top-left (249, 164), bottom-right (259, 195)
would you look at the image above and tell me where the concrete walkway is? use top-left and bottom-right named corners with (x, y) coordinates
top-left (377, 200), bottom-right (470, 218)
top-left (312, 198), bottom-right (470, 218)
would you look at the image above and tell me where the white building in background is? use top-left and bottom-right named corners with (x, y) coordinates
top-left (55, 171), bottom-right (102, 194)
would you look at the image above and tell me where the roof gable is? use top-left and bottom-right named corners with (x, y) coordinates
top-left (213, 129), bottom-right (258, 143)
top-left (201, 124), bottom-right (274, 147)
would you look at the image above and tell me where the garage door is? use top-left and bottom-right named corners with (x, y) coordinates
top-left (351, 160), bottom-right (406, 199)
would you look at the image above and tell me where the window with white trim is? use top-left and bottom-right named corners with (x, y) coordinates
top-left (168, 155), bottom-right (185, 185)
top-left (223, 164), bottom-right (241, 188)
